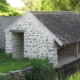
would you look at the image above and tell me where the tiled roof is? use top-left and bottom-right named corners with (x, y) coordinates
top-left (32, 11), bottom-right (80, 45)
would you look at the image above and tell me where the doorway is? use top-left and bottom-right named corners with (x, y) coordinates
top-left (12, 32), bottom-right (24, 59)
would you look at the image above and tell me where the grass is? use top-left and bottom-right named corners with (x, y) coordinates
top-left (3, 49), bottom-right (80, 80)
top-left (0, 51), bottom-right (56, 80)
top-left (67, 71), bottom-right (80, 80)
top-left (0, 50), bottom-right (35, 73)
top-left (1, 49), bottom-right (80, 80)
top-left (56, 70), bottom-right (80, 80)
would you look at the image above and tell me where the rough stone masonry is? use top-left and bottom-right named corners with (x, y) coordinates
top-left (4, 12), bottom-right (58, 68)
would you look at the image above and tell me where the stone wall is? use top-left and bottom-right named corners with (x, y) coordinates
top-left (0, 16), bottom-right (20, 49)
top-left (5, 12), bottom-right (58, 68)
top-left (0, 66), bottom-right (32, 79)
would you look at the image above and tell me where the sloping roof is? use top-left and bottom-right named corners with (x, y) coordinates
top-left (31, 11), bottom-right (80, 45)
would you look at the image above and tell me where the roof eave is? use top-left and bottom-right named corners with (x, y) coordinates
top-left (54, 36), bottom-right (63, 46)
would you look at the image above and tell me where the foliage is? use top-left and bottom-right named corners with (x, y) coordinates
top-left (67, 71), bottom-right (80, 80)
top-left (56, 70), bottom-right (80, 80)
top-left (0, 50), bottom-right (56, 80)
top-left (25, 58), bottom-right (55, 80)
top-left (21, 0), bottom-right (54, 11)
top-left (21, 0), bottom-right (80, 14)
top-left (0, 0), bottom-right (21, 16)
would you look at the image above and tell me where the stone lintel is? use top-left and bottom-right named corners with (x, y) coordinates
top-left (9, 30), bottom-right (26, 33)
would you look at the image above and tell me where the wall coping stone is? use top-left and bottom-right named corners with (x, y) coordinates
top-left (0, 66), bottom-right (32, 79)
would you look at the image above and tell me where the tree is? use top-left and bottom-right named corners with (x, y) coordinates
top-left (0, 0), bottom-right (21, 16)
top-left (21, 0), bottom-right (54, 11)
top-left (21, 0), bottom-right (80, 14)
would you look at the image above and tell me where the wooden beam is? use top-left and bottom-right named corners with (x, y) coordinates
top-left (76, 42), bottom-right (78, 57)
top-left (74, 43), bottom-right (78, 57)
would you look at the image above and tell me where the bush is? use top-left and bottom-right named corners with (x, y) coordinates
top-left (25, 58), bottom-right (55, 80)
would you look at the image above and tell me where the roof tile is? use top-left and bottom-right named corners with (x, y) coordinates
top-left (32, 11), bottom-right (80, 45)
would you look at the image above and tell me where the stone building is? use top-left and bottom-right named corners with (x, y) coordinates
top-left (3, 11), bottom-right (80, 68)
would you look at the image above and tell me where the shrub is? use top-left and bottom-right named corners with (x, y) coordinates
top-left (25, 58), bottom-right (55, 80)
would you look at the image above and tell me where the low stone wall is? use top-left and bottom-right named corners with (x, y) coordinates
top-left (0, 66), bottom-right (32, 79)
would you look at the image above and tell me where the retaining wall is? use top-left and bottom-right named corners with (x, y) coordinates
top-left (0, 66), bottom-right (32, 80)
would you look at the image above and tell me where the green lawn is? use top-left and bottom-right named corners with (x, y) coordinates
top-left (0, 50), bottom-right (33, 73)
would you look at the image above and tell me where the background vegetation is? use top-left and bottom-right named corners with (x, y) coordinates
top-left (0, 0), bottom-right (21, 16)
top-left (21, 0), bottom-right (80, 14)
top-left (1, 0), bottom-right (80, 16)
